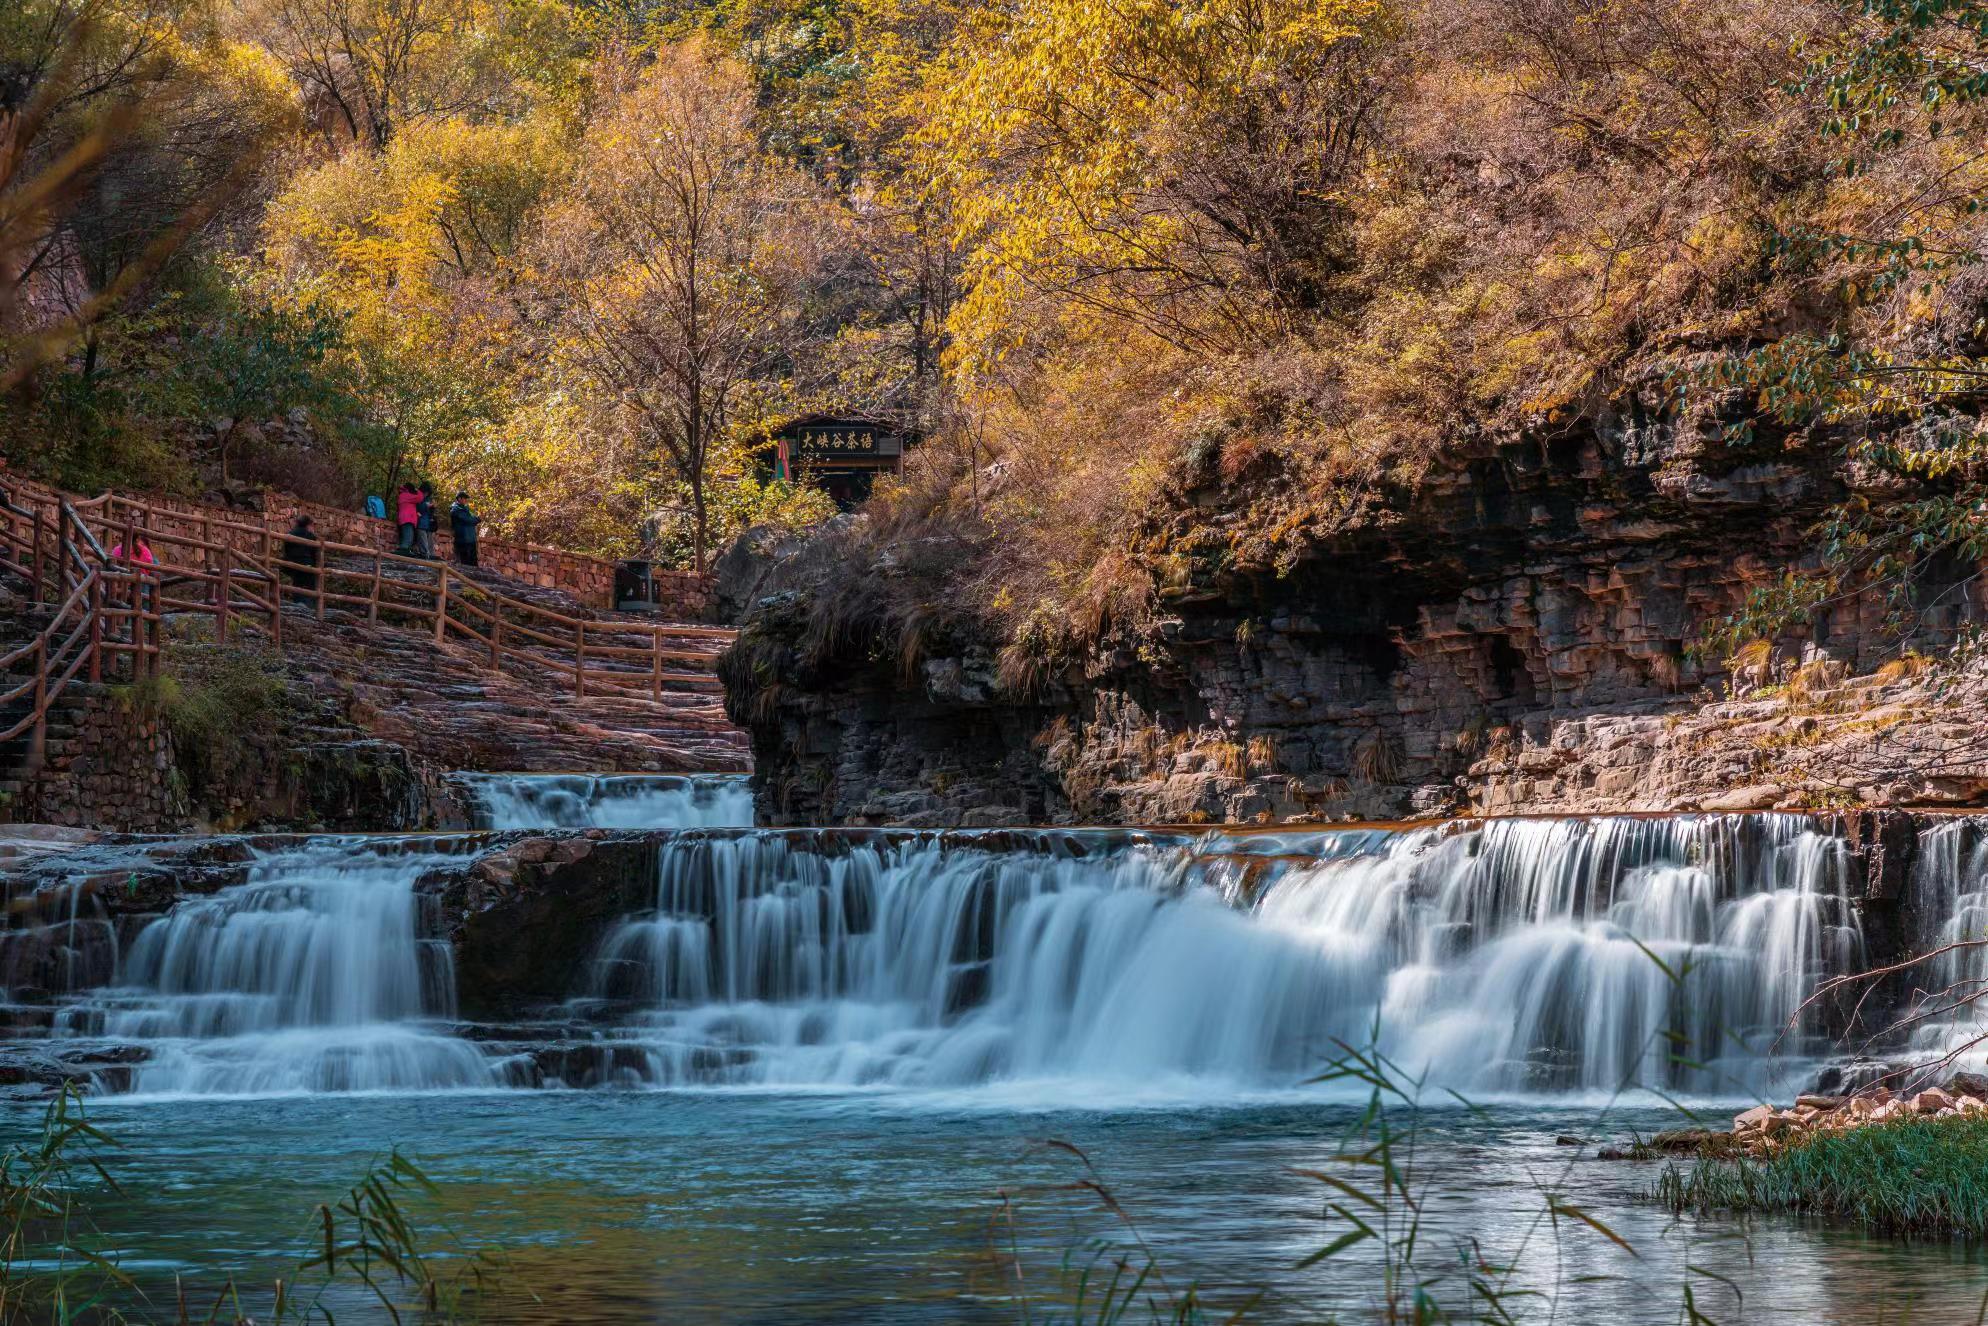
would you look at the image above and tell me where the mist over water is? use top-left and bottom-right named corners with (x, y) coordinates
top-left (578, 815), bottom-right (1862, 1098)
top-left (55, 842), bottom-right (506, 1096)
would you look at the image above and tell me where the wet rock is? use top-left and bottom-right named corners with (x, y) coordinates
top-left (1945, 1071), bottom-right (1988, 1100)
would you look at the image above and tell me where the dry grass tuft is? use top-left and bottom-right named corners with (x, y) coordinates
top-left (1353, 730), bottom-right (1403, 785)
top-left (1874, 651), bottom-right (1935, 684)
top-left (1208, 739), bottom-right (1248, 780)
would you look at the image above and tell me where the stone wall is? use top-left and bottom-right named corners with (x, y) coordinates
top-left (4, 660), bottom-right (444, 835)
top-left (9, 684), bottom-right (181, 832)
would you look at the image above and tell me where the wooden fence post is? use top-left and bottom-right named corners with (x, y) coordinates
top-left (490, 618), bottom-right (502, 670)
top-left (218, 554), bottom-right (232, 644)
top-left (30, 638), bottom-right (46, 771)
top-left (574, 621), bottom-right (586, 698)
top-left (87, 574), bottom-right (102, 684)
top-left (29, 504), bottom-right (44, 603)
top-left (56, 504), bottom-right (72, 600)
top-left (147, 583), bottom-right (161, 679)
top-left (369, 554), bottom-right (381, 623)
top-left (434, 565), bottom-right (448, 643)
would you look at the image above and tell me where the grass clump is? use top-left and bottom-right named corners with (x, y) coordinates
top-left (1657, 1116), bottom-right (1988, 1237)
top-left (136, 644), bottom-right (293, 793)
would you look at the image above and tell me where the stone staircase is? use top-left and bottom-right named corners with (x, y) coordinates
top-left (260, 558), bottom-right (747, 773)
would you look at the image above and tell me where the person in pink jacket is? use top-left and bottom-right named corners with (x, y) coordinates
top-left (395, 483), bottom-right (419, 553)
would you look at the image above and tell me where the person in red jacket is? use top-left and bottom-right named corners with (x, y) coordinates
top-left (395, 483), bottom-right (419, 553)
top-left (109, 536), bottom-right (156, 568)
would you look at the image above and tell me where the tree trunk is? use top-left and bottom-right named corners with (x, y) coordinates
top-left (691, 481), bottom-right (708, 572)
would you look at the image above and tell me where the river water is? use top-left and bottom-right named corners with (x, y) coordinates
top-left (8, 776), bottom-right (1988, 1323)
top-left (54, 1089), bottom-right (1988, 1324)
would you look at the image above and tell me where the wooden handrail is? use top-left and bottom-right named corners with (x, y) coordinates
top-left (0, 480), bottom-right (733, 759)
top-left (0, 497), bottom-right (160, 756)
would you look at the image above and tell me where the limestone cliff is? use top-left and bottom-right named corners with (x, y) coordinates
top-left (721, 409), bottom-right (1988, 827)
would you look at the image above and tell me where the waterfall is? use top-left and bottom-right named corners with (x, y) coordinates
top-left (568, 815), bottom-right (1863, 1096)
top-left (1904, 819), bottom-right (1988, 1066)
top-left (54, 842), bottom-right (507, 1096)
top-left (26, 810), bottom-right (1911, 1100)
top-left (457, 773), bottom-right (754, 829)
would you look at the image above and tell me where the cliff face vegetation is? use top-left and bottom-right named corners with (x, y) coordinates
top-left (13, 0), bottom-right (1988, 817)
top-left (715, 0), bottom-right (1988, 823)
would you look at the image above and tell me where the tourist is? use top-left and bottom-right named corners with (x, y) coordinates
top-left (281, 513), bottom-right (322, 594)
top-left (109, 534), bottom-right (157, 569)
top-left (449, 491), bottom-right (481, 567)
top-left (108, 533), bottom-right (158, 616)
top-left (365, 493), bottom-right (387, 520)
top-left (415, 483), bottom-right (438, 559)
top-left (396, 483), bottom-right (419, 554)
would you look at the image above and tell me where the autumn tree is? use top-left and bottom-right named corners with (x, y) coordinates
top-left (538, 39), bottom-right (822, 569)
top-left (243, 0), bottom-right (488, 150)
top-left (925, 0), bottom-right (1396, 372)
top-left (3, 2), bottom-right (293, 373)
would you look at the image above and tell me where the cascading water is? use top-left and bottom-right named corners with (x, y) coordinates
top-left (571, 814), bottom-right (1864, 1097)
top-left (1904, 818), bottom-right (1988, 1065)
top-left (457, 773), bottom-right (754, 830)
top-left (54, 841), bottom-right (509, 1096)
top-left (22, 810), bottom-right (1898, 1100)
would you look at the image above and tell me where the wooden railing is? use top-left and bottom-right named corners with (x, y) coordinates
top-left (0, 483), bottom-right (733, 747)
top-left (0, 495), bottom-right (162, 774)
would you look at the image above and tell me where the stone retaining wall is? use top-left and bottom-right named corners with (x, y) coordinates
top-left (11, 686), bottom-right (180, 833)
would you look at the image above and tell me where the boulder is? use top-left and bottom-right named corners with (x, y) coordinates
top-left (1911, 1088), bottom-right (1956, 1115)
top-left (1733, 1105), bottom-right (1775, 1132)
top-left (1945, 1071), bottom-right (1988, 1100)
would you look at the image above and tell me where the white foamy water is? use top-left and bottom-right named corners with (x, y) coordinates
top-left (38, 811), bottom-right (1916, 1100)
top-left (56, 843), bottom-right (504, 1096)
top-left (576, 815), bottom-right (1864, 1097)
top-left (1904, 819), bottom-right (1988, 1069)
top-left (458, 773), bottom-right (754, 829)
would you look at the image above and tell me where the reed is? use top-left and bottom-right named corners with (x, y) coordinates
top-left (0, 1086), bottom-right (509, 1324)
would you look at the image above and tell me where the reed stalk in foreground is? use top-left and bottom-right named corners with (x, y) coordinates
top-left (0, 1085), bottom-right (511, 1325)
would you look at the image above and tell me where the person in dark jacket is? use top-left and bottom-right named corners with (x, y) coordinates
top-left (281, 514), bottom-right (322, 593)
top-left (449, 491), bottom-right (481, 566)
top-left (415, 483), bottom-right (437, 559)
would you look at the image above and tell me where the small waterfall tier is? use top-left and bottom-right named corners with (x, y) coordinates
top-left (457, 773), bottom-right (754, 830)
top-left (1905, 818), bottom-right (1988, 1068)
top-left (52, 841), bottom-right (513, 1096)
top-left (571, 814), bottom-right (1864, 1096)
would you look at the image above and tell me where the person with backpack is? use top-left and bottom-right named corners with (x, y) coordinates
top-left (448, 492), bottom-right (482, 567)
top-left (415, 483), bottom-right (438, 559)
